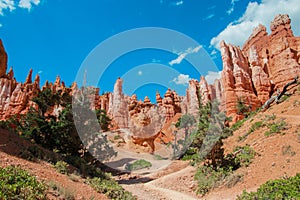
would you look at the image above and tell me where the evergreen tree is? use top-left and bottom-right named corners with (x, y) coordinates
top-left (175, 114), bottom-right (196, 142)
top-left (96, 109), bottom-right (111, 132)
top-left (178, 90), bottom-right (232, 168)
top-left (8, 87), bottom-right (115, 161)
top-left (236, 96), bottom-right (251, 118)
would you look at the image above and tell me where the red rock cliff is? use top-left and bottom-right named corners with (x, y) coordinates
top-left (219, 14), bottom-right (300, 122)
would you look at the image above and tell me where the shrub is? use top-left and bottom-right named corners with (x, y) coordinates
top-left (195, 165), bottom-right (232, 195)
top-left (231, 109), bottom-right (261, 133)
top-left (248, 121), bottom-right (265, 134)
top-left (55, 161), bottom-right (69, 175)
top-left (281, 145), bottom-right (296, 156)
top-left (238, 121), bottom-right (266, 141)
top-left (265, 120), bottom-right (288, 136)
top-left (280, 94), bottom-right (290, 102)
top-left (114, 134), bottom-right (122, 140)
top-left (225, 173), bottom-right (243, 188)
top-left (125, 159), bottom-right (152, 171)
top-left (237, 173), bottom-right (300, 199)
top-left (88, 177), bottom-right (136, 200)
top-left (236, 97), bottom-right (251, 118)
top-left (231, 118), bottom-right (247, 131)
top-left (19, 145), bottom-right (58, 163)
top-left (233, 145), bottom-right (255, 167)
top-left (0, 166), bottom-right (47, 200)
top-left (264, 114), bottom-right (276, 121)
top-left (48, 181), bottom-right (75, 200)
top-left (153, 154), bottom-right (166, 160)
top-left (181, 147), bottom-right (199, 163)
top-left (68, 173), bottom-right (80, 182)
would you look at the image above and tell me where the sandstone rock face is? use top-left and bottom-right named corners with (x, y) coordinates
top-left (0, 40), bottom-right (7, 78)
top-left (199, 76), bottom-right (211, 105)
top-left (270, 14), bottom-right (291, 32)
top-left (0, 53), bottom-right (74, 120)
top-left (161, 89), bottom-right (181, 122)
top-left (251, 66), bottom-right (271, 103)
top-left (0, 68), bottom-right (40, 120)
top-left (217, 14), bottom-right (300, 122)
top-left (243, 14), bottom-right (300, 91)
top-left (220, 41), bottom-right (262, 122)
top-left (112, 87), bottom-right (180, 150)
top-left (182, 79), bottom-right (199, 117)
top-left (108, 78), bottom-right (129, 129)
top-left (213, 79), bottom-right (223, 102)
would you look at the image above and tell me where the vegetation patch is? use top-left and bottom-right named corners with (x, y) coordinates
top-left (181, 147), bottom-right (199, 164)
top-left (231, 109), bottom-right (261, 133)
top-left (249, 121), bottom-right (265, 133)
top-left (224, 173), bottom-right (244, 188)
top-left (0, 88), bottom-right (130, 199)
top-left (48, 181), bottom-right (75, 200)
top-left (281, 145), bottom-right (296, 156)
top-left (153, 154), bottom-right (167, 160)
top-left (68, 173), bottom-right (80, 182)
top-left (232, 145), bottom-right (256, 167)
top-left (237, 173), bottom-right (300, 200)
top-left (279, 94), bottom-right (290, 102)
top-left (54, 161), bottom-right (70, 175)
top-left (194, 144), bottom-right (255, 195)
top-left (265, 120), bottom-right (288, 136)
top-left (113, 134), bottom-right (122, 140)
top-left (231, 118), bottom-right (247, 132)
top-left (0, 166), bottom-right (47, 200)
top-left (195, 165), bottom-right (232, 195)
top-left (125, 159), bottom-right (152, 171)
top-left (238, 121), bottom-right (265, 141)
top-left (236, 97), bottom-right (252, 118)
top-left (264, 114), bottom-right (276, 121)
top-left (88, 176), bottom-right (136, 200)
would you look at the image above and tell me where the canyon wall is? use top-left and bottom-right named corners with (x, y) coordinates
top-left (219, 14), bottom-right (300, 122)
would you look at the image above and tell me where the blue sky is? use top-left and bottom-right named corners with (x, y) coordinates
top-left (0, 0), bottom-right (299, 101)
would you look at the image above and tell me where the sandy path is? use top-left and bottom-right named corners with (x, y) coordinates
top-left (120, 164), bottom-right (198, 200)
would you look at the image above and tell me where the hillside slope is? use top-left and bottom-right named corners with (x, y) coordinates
top-left (205, 85), bottom-right (300, 199)
top-left (0, 128), bottom-right (108, 200)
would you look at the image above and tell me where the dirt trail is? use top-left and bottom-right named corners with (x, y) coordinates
top-left (119, 163), bottom-right (199, 200)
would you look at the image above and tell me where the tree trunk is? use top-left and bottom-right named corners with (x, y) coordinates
top-left (262, 76), bottom-right (299, 111)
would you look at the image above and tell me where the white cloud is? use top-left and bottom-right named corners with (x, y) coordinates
top-left (169, 53), bottom-right (186, 66)
top-left (172, 74), bottom-right (190, 85)
top-left (205, 71), bottom-right (221, 84)
top-left (203, 14), bottom-right (215, 20)
top-left (210, 0), bottom-right (300, 50)
top-left (169, 45), bottom-right (202, 66)
top-left (227, 0), bottom-right (240, 15)
top-left (38, 70), bottom-right (43, 74)
top-left (0, 0), bottom-right (40, 16)
top-left (138, 70), bottom-right (142, 76)
top-left (175, 0), bottom-right (183, 6)
top-left (210, 49), bottom-right (217, 55)
top-left (19, 0), bottom-right (40, 10)
top-left (171, 0), bottom-right (183, 6)
top-left (207, 5), bottom-right (216, 10)
top-left (0, 0), bottom-right (15, 15)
